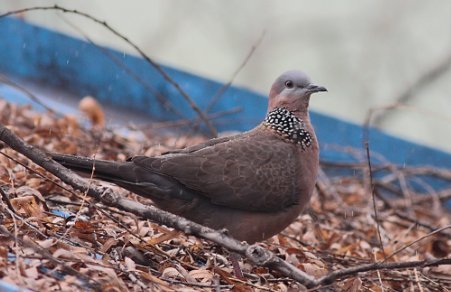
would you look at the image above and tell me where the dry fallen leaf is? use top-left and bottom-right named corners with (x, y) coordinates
top-left (10, 195), bottom-right (44, 218)
top-left (79, 96), bottom-right (105, 129)
top-left (0, 99), bottom-right (449, 291)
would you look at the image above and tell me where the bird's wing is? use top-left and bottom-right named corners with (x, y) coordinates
top-left (131, 132), bottom-right (300, 212)
top-left (161, 132), bottom-right (244, 154)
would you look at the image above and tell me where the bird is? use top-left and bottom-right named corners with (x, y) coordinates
top-left (52, 70), bottom-right (327, 243)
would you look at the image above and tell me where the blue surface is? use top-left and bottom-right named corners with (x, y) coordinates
top-left (0, 280), bottom-right (26, 292)
top-left (1, 17), bottom-right (450, 191)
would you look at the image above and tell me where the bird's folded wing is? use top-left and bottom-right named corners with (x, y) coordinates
top-left (131, 133), bottom-right (300, 212)
top-left (161, 132), bottom-right (244, 154)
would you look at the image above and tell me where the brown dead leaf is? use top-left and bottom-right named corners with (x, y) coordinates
top-left (1, 98), bottom-right (450, 291)
top-left (0, 246), bottom-right (8, 261)
top-left (124, 256), bottom-right (136, 272)
top-left (100, 237), bottom-right (119, 254)
top-left (188, 269), bottom-right (213, 282)
top-left (79, 96), bottom-right (105, 129)
top-left (162, 267), bottom-right (182, 279)
top-left (36, 238), bottom-right (56, 249)
top-left (147, 230), bottom-right (180, 245)
top-left (73, 220), bottom-right (96, 233)
top-left (138, 271), bottom-right (175, 291)
top-left (213, 267), bottom-right (235, 285)
top-left (253, 266), bottom-right (269, 275)
top-left (341, 277), bottom-right (362, 292)
top-left (299, 263), bottom-right (328, 278)
top-left (0, 165), bottom-right (10, 182)
top-left (10, 195), bottom-right (44, 218)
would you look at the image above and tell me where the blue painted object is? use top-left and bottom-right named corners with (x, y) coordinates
top-left (0, 280), bottom-right (26, 292)
top-left (1, 17), bottom-right (450, 195)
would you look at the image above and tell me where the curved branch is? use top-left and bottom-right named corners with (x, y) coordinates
top-left (0, 5), bottom-right (217, 137)
top-left (0, 123), bottom-right (316, 288)
top-left (1, 123), bottom-right (449, 289)
top-left (316, 258), bottom-right (451, 286)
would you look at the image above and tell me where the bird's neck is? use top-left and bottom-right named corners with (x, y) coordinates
top-left (263, 107), bottom-right (313, 149)
top-left (268, 96), bottom-right (311, 118)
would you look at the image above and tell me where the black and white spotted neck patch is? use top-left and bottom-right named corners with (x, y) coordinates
top-left (263, 107), bottom-right (312, 149)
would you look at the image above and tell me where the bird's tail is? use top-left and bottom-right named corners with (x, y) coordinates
top-left (51, 153), bottom-right (197, 203)
top-left (51, 153), bottom-right (127, 183)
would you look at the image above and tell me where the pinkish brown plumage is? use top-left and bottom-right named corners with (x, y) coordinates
top-left (52, 70), bottom-right (326, 243)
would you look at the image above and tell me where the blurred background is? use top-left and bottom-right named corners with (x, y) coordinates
top-left (1, 0), bottom-right (451, 152)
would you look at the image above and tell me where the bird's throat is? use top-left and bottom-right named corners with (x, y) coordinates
top-left (263, 108), bottom-right (313, 149)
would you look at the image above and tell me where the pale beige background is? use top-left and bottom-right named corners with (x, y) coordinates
top-left (2, 1), bottom-right (451, 153)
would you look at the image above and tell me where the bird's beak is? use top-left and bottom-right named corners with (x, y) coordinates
top-left (306, 84), bottom-right (327, 94)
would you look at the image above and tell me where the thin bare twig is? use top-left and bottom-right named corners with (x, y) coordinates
top-left (0, 74), bottom-right (60, 115)
top-left (0, 225), bottom-right (99, 289)
top-left (322, 156), bottom-right (451, 238)
top-left (374, 190), bottom-right (451, 238)
top-left (56, 13), bottom-right (184, 119)
top-left (1, 117), bottom-right (451, 288)
top-left (373, 52), bottom-right (451, 125)
top-left (205, 30), bottom-right (266, 113)
top-left (53, 150), bottom-right (97, 245)
top-left (185, 32), bottom-right (264, 136)
top-left (0, 185), bottom-right (15, 211)
top-left (0, 150), bottom-right (77, 196)
top-left (0, 123), bottom-right (318, 288)
top-left (5, 107), bottom-right (451, 290)
top-left (373, 250), bottom-right (385, 292)
top-left (0, 203), bottom-right (49, 239)
top-left (321, 160), bottom-right (451, 178)
top-left (7, 207), bottom-right (24, 286)
top-left (315, 258), bottom-right (451, 286)
top-left (384, 225), bottom-right (451, 262)
top-left (134, 106), bottom-right (241, 132)
top-left (1, 148), bottom-right (190, 264)
top-left (363, 108), bottom-right (386, 258)
top-left (0, 5), bottom-right (217, 137)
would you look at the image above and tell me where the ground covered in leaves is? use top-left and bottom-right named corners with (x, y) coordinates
top-left (0, 99), bottom-right (450, 291)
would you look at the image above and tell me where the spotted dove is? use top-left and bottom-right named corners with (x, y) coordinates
top-left (52, 70), bottom-right (326, 243)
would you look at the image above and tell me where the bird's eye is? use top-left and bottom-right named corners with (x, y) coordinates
top-left (285, 80), bottom-right (294, 88)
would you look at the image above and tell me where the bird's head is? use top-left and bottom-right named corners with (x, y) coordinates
top-left (268, 70), bottom-right (327, 114)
